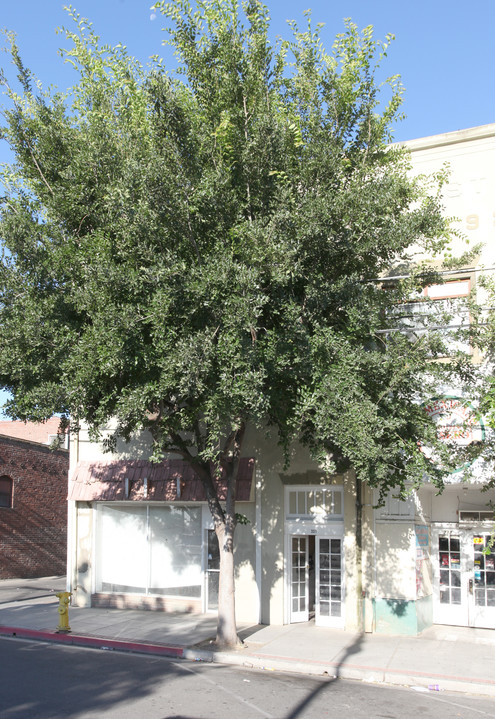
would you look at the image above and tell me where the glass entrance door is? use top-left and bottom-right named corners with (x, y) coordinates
top-left (470, 533), bottom-right (495, 628)
top-left (433, 528), bottom-right (495, 628)
top-left (290, 536), bottom-right (309, 622)
top-left (289, 534), bottom-right (344, 626)
top-left (315, 537), bottom-right (344, 627)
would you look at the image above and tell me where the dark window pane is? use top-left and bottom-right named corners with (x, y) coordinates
top-left (0, 476), bottom-right (12, 508)
top-left (440, 570), bottom-right (450, 586)
top-left (208, 530), bottom-right (220, 570)
top-left (450, 571), bottom-right (461, 587)
top-left (450, 538), bottom-right (460, 552)
top-left (439, 537), bottom-right (449, 551)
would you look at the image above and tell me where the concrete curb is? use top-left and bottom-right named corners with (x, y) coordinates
top-left (0, 625), bottom-right (184, 658)
top-left (2, 624), bottom-right (495, 698)
top-left (186, 645), bottom-right (495, 697)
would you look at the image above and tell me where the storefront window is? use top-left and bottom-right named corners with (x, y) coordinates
top-left (96, 505), bottom-right (202, 598)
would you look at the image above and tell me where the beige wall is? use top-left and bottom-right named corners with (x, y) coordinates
top-left (71, 505), bottom-right (93, 608)
top-left (406, 124), bottom-right (495, 268)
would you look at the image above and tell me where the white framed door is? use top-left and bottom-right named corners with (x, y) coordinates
top-left (469, 532), bottom-right (495, 628)
top-left (433, 527), bottom-right (495, 628)
top-left (315, 536), bottom-right (344, 627)
top-left (290, 536), bottom-right (309, 622)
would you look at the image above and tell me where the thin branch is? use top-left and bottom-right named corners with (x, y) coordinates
top-left (1, 75), bottom-right (56, 197)
top-left (242, 95), bottom-right (253, 223)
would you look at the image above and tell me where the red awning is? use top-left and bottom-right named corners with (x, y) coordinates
top-left (68, 458), bottom-right (255, 503)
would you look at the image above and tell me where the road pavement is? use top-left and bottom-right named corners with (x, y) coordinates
top-left (2, 636), bottom-right (495, 719)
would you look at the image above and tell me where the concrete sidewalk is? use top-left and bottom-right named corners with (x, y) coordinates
top-left (1, 577), bottom-right (495, 698)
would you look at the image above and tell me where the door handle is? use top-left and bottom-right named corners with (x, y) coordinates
top-left (468, 578), bottom-right (474, 595)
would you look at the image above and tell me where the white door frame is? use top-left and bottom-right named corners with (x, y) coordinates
top-left (289, 535), bottom-right (309, 622)
top-left (284, 523), bottom-right (345, 626)
top-left (315, 535), bottom-right (345, 628)
top-left (432, 524), bottom-right (495, 628)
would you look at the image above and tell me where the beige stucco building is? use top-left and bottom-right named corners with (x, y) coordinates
top-left (66, 123), bottom-right (495, 635)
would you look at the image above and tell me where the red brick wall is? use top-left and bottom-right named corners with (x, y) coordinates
top-left (0, 435), bottom-right (69, 578)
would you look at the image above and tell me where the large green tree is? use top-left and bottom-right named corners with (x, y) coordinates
top-left (0, 1), bottom-right (475, 646)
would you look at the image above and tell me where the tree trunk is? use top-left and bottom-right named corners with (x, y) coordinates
top-left (355, 473), bottom-right (364, 632)
top-left (215, 521), bottom-right (240, 648)
top-left (213, 422), bottom-right (245, 648)
top-left (181, 424), bottom-right (245, 649)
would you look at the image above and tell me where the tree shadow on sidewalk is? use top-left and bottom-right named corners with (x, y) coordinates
top-left (283, 631), bottom-right (365, 719)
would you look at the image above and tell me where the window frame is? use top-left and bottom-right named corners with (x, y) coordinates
top-left (0, 476), bottom-right (13, 508)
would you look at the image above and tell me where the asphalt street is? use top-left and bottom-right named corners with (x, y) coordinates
top-left (1, 637), bottom-right (495, 719)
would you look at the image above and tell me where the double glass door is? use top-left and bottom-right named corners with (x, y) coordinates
top-left (290, 535), bottom-right (344, 627)
top-left (433, 528), bottom-right (495, 628)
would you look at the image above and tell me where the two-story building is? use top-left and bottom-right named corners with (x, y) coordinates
top-left (66, 124), bottom-right (495, 635)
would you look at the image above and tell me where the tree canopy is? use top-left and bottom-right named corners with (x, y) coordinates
top-left (0, 0), bottom-right (478, 645)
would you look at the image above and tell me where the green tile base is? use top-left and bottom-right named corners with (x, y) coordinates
top-left (373, 595), bottom-right (433, 635)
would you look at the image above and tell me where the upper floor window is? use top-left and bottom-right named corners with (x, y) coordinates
top-left (374, 488), bottom-right (415, 521)
top-left (286, 486), bottom-right (343, 519)
top-left (397, 277), bottom-right (472, 355)
top-left (0, 476), bottom-right (13, 508)
top-left (423, 279), bottom-right (470, 300)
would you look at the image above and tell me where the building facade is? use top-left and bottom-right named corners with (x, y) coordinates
top-left (0, 419), bottom-right (69, 578)
top-left (67, 123), bottom-right (495, 634)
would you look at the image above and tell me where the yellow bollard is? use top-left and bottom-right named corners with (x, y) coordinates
top-left (55, 591), bottom-right (72, 633)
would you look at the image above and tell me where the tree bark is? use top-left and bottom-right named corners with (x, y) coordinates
top-left (355, 473), bottom-right (364, 633)
top-left (215, 521), bottom-right (240, 648)
top-left (214, 422), bottom-right (245, 648)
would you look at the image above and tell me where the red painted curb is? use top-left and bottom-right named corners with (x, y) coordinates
top-left (0, 625), bottom-right (184, 658)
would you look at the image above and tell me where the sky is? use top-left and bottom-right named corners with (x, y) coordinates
top-left (0, 0), bottom-right (494, 144)
top-left (0, 0), bottom-right (494, 417)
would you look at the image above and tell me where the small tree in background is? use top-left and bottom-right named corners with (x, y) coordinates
top-left (0, 1), bottom-right (478, 646)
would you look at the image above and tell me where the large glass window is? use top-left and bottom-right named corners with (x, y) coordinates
top-left (96, 505), bottom-right (202, 598)
top-left (149, 507), bottom-right (202, 597)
